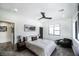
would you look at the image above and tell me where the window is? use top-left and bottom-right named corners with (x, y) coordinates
top-left (49, 24), bottom-right (60, 35)
top-left (49, 25), bottom-right (54, 35)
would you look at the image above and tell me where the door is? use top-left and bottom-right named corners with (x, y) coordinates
top-left (39, 27), bottom-right (43, 39)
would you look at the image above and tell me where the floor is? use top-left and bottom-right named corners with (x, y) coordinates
top-left (0, 45), bottom-right (74, 56)
top-left (52, 46), bottom-right (74, 56)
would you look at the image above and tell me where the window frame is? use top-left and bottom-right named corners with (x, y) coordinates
top-left (48, 25), bottom-right (54, 35)
top-left (48, 24), bottom-right (61, 36)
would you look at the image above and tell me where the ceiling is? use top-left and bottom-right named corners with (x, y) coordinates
top-left (0, 3), bottom-right (78, 20)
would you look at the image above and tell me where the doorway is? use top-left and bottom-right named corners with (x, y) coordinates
top-left (39, 27), bottom-right (43, 39)
top-left (0, 21), bottom-right (15, 50)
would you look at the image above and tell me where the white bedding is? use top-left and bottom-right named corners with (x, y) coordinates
top-left (26, 39), bottom-right (56, 56)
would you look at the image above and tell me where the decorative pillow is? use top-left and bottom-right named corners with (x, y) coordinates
top-left (31, 36), bottom-right (37, 41)
top-left (23, 37), bottom-right (27, 42)
top-left (27, 36), bottom-right (31, 41)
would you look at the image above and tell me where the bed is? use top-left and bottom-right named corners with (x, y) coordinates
top-left (25, 39), bottom-right (56, 56)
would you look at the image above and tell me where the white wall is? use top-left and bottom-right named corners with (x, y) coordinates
top-left (0, 9), bottom-right (42, 43)
top-left (0, 22), bottom-right (12, 43)
top-left (71, 4), bottom-right (79, 55)
top-left (42, 18), bottom-right (72, 40)
top-left (72, 17), bottom-right (79, 55)
top-left (72, 13), bottom-right (79, 56)
top-left (0, 3), bottom-right (77, 43)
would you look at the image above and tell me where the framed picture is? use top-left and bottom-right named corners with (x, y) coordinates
top-left (24, 25), bottom-right (35, 32)
top-left (0, 26), bottom-right (7, 32)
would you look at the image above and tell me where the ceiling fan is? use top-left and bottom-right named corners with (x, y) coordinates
top-left (39, 12), bottom-right (52, 20)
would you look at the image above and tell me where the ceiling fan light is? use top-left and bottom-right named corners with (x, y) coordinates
top-left (14, 8), bottom-right (18, 12)
top-left (59, 9), bottom-right (64, 12)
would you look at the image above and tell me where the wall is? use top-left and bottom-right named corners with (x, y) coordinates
top-left (0, 9), bottom-right (42, 43)
top-left (72, 11), bottom-right (79, 55)
top-left (42, 18), bottom-right (72, 40)
top-left (0, 22), bottom-right (12, 43)
top-left (0, 3), bottom-right (77, 43)
top-left (72, 17), bottom-right (79, 56)
top-left (71, 3), bottom-right (79, 55)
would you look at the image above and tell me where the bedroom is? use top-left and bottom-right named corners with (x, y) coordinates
top-left (0, 3), bottom-right (79, 56)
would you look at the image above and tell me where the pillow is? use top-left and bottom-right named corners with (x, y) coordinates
top-left (27, 36), bottom-right (32, 41)
top-left (23, 37), bottom-right (27, 42)
top-left (31, 36), bottom-right (37, 41)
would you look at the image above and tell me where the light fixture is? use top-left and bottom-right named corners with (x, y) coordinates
top-left (58, 9), bottom-right (65, 18)
top-left (14, 8), bottom-right (18, 12)
top-left (58, 9), bottom-right (64, 12)
top-left (62, 14), bottom-right (65, 18)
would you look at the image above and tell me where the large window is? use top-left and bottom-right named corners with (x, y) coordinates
top-left (49, 24), bottom-right (60, 35)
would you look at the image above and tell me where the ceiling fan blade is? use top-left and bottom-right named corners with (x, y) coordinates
top-left (38, 17), bottom-right (43, 20)
top-left (39, 12), bottom-right (52, 20)
top-left (41, 12), bottom-right (45, 18)
top-left (45, 17), bottom-right (52, 19)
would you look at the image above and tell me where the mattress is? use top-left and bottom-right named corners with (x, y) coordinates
top-left (26, 39), bottom-right (56, 56)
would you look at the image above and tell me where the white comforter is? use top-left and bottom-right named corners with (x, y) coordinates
top-left (26, 39), bottom-right (56, 56)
